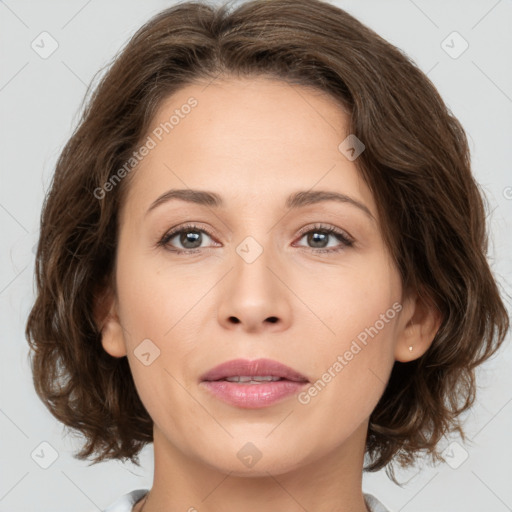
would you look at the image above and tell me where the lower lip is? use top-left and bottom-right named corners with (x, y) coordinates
top-left (200, 380), bottom-right (308, 408)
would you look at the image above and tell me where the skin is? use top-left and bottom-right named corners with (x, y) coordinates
top-left (98, 77), bottom-right (440, 512)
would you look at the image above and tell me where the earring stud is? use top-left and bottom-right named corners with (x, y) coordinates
top-left (408, 345), bottom-right (413, 351)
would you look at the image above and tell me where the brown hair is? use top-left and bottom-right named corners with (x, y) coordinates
top-left (25, 0), bottom-right (509, 482)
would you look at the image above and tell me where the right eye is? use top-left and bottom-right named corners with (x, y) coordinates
top-left (158, 223), bottom-right (220, 254)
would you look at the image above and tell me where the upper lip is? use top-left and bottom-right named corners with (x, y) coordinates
top-left (200, 358), bottom-right (309, 382)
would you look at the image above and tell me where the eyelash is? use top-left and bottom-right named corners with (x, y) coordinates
top-left (157, 222), bottom-right (354, 255)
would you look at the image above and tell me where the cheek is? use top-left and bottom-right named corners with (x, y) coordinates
top-left (296, 253), bottom-right (400, 351)
top-left (115, 246), bottom-right (195, 341)
top-left (113, 248), bottom-right (209, 410)
top-left (297, 254), bottom-right (400, 407)
top-left (115, 267), bottom-right (195, 434)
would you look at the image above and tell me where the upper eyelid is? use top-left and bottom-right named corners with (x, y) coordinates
top-left (163, 222), bottom-right (218, 240)
top-left (163, 223), bottom-right (349, 237)
top-left (295, 223), bottom-right (353, 240)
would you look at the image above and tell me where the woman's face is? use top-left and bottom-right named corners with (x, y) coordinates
top-left (102, 77), bottom-right (415, 476)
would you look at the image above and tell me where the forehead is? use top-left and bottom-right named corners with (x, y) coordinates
top-left (122, 77), bottom-right (377, 220)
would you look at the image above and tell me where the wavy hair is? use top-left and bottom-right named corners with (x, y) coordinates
top-left (25, 0), bottom-right (509, 482)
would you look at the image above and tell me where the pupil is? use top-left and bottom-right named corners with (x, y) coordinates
top-left (309, 232), bottom-right (328, 248)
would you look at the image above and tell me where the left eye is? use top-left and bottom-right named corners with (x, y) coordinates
top-left (293, 225), bottom-right (354, 252)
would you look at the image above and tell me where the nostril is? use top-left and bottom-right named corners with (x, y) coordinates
top-left (229, 316), bottom-right (241, 324)
top-left (266, 317), bottom-right (278, 323)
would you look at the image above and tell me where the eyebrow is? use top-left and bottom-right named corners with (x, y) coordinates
top-left (146, 189), bottom-right (375, 221)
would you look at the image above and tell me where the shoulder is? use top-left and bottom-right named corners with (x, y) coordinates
top-left (103, 489), bottom-right (149, 512)
top-left (364, 492), bottom-right (392, 512)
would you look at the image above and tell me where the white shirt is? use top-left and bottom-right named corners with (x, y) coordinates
top-left (103, 489), bottom-right (391, 511)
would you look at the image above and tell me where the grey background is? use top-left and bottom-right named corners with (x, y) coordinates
top-left (1, 1), bottom-right (511, 511)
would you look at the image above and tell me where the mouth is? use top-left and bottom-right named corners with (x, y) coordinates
top-left (199, 358), bottom-right (309, 383)
top-left (220, 376), bottom-right (286, 383)
top-left (199, 358), bottom-right (309, 409)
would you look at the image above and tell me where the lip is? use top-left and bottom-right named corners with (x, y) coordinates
top-left (200, 358), bottom-right (309, 382)
top-left (199, 358), bottom-right (309, 409)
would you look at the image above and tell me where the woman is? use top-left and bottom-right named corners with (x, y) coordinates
top-left (25, 1), bottom-right (509, 511)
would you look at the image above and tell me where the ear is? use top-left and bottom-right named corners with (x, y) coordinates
top-left (93, 285), bottom-right (127, 358)
top-left (394, 288), bottom-right (442, 363)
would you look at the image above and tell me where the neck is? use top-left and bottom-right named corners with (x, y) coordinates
top-left (139, 421), bottom-right (371, 512)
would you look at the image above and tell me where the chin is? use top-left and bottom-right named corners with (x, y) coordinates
top-left (208, 456), bottom-right (303, 478)
top-left (194, 437), bottom-right (311, 478)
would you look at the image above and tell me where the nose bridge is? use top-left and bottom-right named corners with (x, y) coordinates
top-left (216, 228), bottom-right (292, 332)
top-left (229, 203), bottom-right (280, 286)
top-left (232, 231), bottom-right (278, 300)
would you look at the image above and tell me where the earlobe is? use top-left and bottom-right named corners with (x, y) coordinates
top-left (101, 316), bottom-right (127, 358)
top-left (394, 291), bottom-right (442, 363)
top-left (93, 286), bottom-right (127, 358)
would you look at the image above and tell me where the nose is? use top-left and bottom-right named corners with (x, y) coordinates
top-left (216, 238), bottom-right (293, 334)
